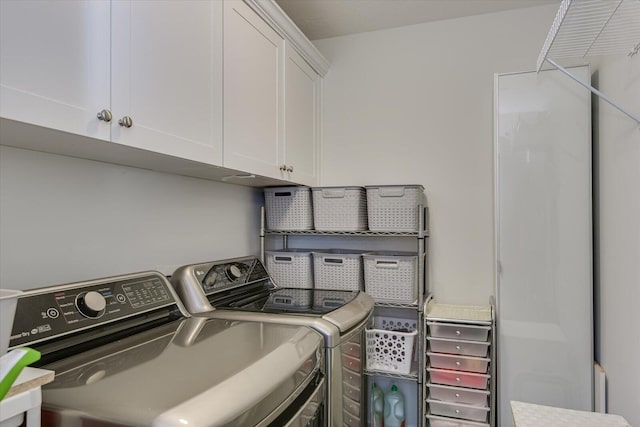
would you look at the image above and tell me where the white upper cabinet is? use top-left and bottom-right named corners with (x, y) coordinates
top-left (111, 1), bottom-right (223, 164)
top-left (1, 0), bottom-right (222, 166)
top-left (0, 0), bottom-right (327, 185)
top-left (223, 0), bottom-right (284, 179)
top-left (283, 43), bottom-right (320, 186)
top-left (0, 0), bottom-right (111, 141)
top-left (223, 1), bottom-right (321, 185)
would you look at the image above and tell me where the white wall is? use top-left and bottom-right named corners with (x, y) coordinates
top-left (314, 5), bottom-right (559, 305)
top-left (592, 55), bottom-right (639, 425)
top-left (315, 5), bottom-right (639, 423)
top-left (0, 146), bottom-right (262, 290)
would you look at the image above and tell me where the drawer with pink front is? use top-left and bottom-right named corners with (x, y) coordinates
top-left (427, 366), bottom-right (490, 390)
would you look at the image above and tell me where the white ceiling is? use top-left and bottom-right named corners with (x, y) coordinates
top-left (274, 0), bottom-right (561, 40)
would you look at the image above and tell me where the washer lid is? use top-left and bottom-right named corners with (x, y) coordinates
top-left (41, 317), bottom-right (322, 427)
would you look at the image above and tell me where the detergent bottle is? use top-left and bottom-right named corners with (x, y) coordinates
top-left (383, 384), bottom-right (405, 427)
top-left (370, 382), bottom-right (384, 427)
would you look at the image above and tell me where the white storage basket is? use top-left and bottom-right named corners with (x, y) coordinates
top-left (265, 249), bottom-right (314, 289)
top-left (312, 187), bottom-right (367, 231)
top-left (264, 187), bottom-right (313, 231)
top-left (312, 250), bottom-right (364, 291)
top-left (366, 315), bottom-right (418, 375)
top-left (365, 185), bottom-right (426, 231)
top-left (363, 252), bottom-right (418, 304)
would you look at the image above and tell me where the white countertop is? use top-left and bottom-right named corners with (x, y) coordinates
top-left (511, 401), bottom-right (631, 427)
top-left (1, 367), bottom-right (55, 426)
top-left (5, 367), bottom-right (54, 399)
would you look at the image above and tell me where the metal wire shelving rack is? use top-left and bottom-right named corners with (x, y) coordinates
top-left (260, 205), bottom-right (430, 426)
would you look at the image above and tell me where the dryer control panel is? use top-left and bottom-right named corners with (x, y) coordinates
top-left (190, 257), bottom-right (270, 295)
top-left (9, 272), bottom-right (181, 348)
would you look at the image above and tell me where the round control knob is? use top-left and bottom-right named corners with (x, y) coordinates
top-left (76, 291), bottom-right (106, 318)
top-left (225, 264), bottom-right (242, 281)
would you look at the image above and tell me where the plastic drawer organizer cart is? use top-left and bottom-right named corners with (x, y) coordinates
top-left (262, 185), bottom-right (429, 426)
top-left (424, 300), bottom-right (496, 427)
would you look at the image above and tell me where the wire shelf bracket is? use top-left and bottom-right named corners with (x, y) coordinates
top-left (537, 0), bottom-right (640, 125)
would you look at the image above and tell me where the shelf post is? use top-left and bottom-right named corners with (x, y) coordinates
top-left (260, 206), bottom-right (265, 263)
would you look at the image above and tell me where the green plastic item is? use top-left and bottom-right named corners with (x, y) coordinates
top-left (0, 347), bottom-right (41, 400)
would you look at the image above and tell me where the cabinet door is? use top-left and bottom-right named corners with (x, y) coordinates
top-left (111, 0), bottom-right (222, 165)
top-left (223, 0), bottom-right (283, 179)
top-left (0, 0), bottom-right (111, 141)
top-left (284, 44), bottom-right (320, 186)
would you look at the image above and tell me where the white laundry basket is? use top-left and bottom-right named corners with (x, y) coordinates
top-left (1, 289), bottom-right (22, 356)
top-left (265, 249), bottom-right (314, 289)
top-left (366, 315), bottom-right (418, 374)
top-left (312, 187), bottom-right (367, 231)
top-left (365, 185), bottom-right (426, 231)
top-left (264, 186), bottom-right (313, 230)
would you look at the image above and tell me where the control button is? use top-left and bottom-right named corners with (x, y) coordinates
top-left (76, 291), bottom-right (107, 318)
top-left (116, 294), bottom-right (126, 303)
top-left (86, 370), bottom-right (106, 385)
top-left (79, 364), bottom-right (107, 385)
top-left (201, 269), bottom-right (217, 286)
top-left (225, 264), bottom-right (242, 281)
top-left (46, 308), bottom-right (60, 319)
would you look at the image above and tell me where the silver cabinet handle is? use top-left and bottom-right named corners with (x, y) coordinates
top-left (279, 164), bottom-right (287, 171)
top-left (97, 109), bottom-right (112, 122)
top-left (119, 116), bottom-right (133, 128)
top-left (286, 166), bottom-right (294, 173)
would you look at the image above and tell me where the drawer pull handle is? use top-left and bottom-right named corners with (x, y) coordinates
top-left (456, 377), bottom-right (461, 382)
top-left (456, 330), bottom-right (461, 336)
top-left (456, 345), bottom-right (461, 350)
top-left (455, 409), bottom-right (460, 414)
top-left (455, 393), bottom-right (460, 397)
top-left (456, 361), bottom-right (461, 366)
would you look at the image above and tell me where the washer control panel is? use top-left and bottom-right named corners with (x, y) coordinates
top-left (9, 272), bottom-right (178, 348)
